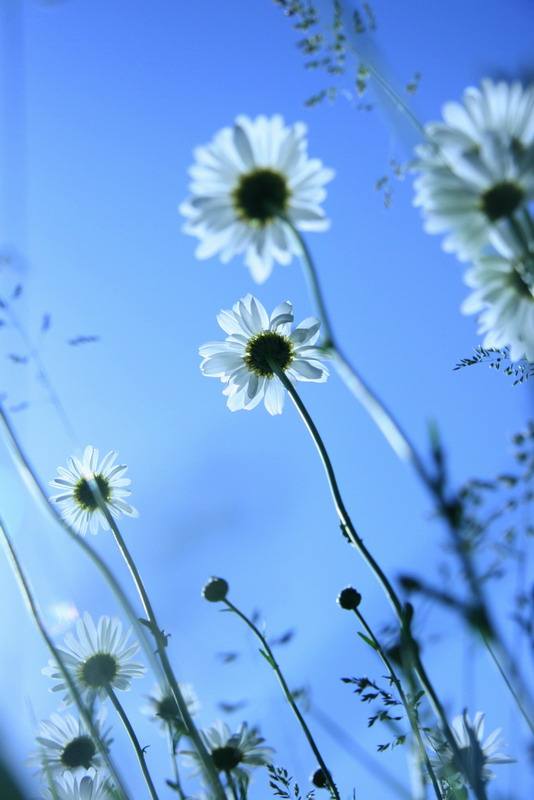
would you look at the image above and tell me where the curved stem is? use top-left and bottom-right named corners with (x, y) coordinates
top-left (354, 608), bottom-right (443, 800)
top-left (272, 361), bottom-right (403, 620)
top-left (224, 598), bottom-right (341, 800)
top-left (270, 368), bottom-right (487, 800)
top-left (91, 491), bottom-right (227, 800)
top-left (282, 217), bottom-right (431, 484)
top-left (483, 634), bottom-right (534, 735)
top-left (107, 686), bottom-right (159, 800)
top-left (0, 516), bottom-right (130, 800)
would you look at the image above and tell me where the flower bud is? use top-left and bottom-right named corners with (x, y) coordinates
top-left (337, 587), bottom-right (361, 610)
top-left (202, 577), bottom-right (229, 602)
top-left (311, 768), bottom-right (327, 788)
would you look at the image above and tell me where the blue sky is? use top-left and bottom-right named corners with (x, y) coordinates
top-left (0, 0), bottom-right (533, 798)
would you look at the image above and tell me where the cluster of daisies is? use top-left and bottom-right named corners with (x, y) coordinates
top-left (413, 79), bottom-right (534, 362)
top-left (38, 450), bottom-right (273, 798)
top-left (182, 82), bottom-right (533, 418)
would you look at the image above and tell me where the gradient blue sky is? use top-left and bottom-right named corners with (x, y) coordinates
top-left (1, 0), bottom-right (533, 798)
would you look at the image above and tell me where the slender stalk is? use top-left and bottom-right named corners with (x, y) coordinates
top-left (0, 516), bottom-right (130, 800)
top-left (269, 367), bottom-right (487, 800)
top-left (482, 635), bottom-right (534, 735)
top-left (225, 769), bottom-right (239, 800)
top-left (90, 485), bottom-right (227, 800)
top-left (165, 726), bottom-right (187, 800)
top-left (0, 407), bottom-right (227, 800)
top-left (281, 216), bottom-right (431, 485)
top-left (107, 686), bottom-right (159, 800)
top-left (353, 608), bottom-right (443, 800)
top-left (224, 598), bottom-right (341, 800)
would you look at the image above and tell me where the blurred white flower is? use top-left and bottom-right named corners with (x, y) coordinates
top-left (28, 710), bottom-right (111, 776)
top-left (43, 613), bottom-right (145, 708)
top-left (180, 114), bottom-right (334, 282)
top-left (199, 294), bottom-right (329, 415)
top-left (462, 254), bottom-right (534, 362)
top-left (413, 80), bottom-right (534, 261)
top-left (49, 446), bottom-right (139, 536)
top-left (41, 772), bottom-right (116, 800)
top-left (142, 682), bottom-right (200, 735)
top-left (182, 720), bottom-right (274, 787)
top-left (425, 79), bottom-right (534, 151)
top-left (427, 710), bottom-right (515, 788)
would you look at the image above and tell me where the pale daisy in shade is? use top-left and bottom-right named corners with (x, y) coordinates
top-left (199, 294), bottom-right (329, 415)
top-left (427, 710), bottom-right (515, 789)
top-left (182, 720), bottom-right (274, 788)
top-left (28, 710), bottom-right (112, 776)
top-left (413, 80), bottom-right (534, 261)
top-left (462, 254), bottom-right (534, 362)
top-left (41, 772), bottom-right (116, 800)
top-left (49, 446), bottom-right (139, 536)
top-left (180, 114), bottom-right (334, 282)
top-left (43, 613), bottom-right (146, 708)
top-left (142, 681), bottom-right (200, 736)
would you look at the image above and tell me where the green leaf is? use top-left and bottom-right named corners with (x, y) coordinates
top-left (357, 632), bottom-right (378, 650)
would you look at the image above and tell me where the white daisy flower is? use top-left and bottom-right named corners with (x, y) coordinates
top-left (462, 253), bottom-right (534, 362)
top-left (180, 114), bottom-right (334, 283)
top-left (414, 130), bottom-right (534, 261)
top-left (42, 613), bottom-right (146, 708)
top-left (199, 294), bottom-right (329, 415)
top-left (28, 710), bottom-right (112, 776)
top-left (427, 710), bottom-right (515, 789)
top-left (182, 720), bottom-right (274, 787)
top-left (413, 80), bottom-right (534, 261)
top-left (142, 682), bottom-right (200, 736)
top-left (49, 446), bottom-right (139, 536)
top-left (41, 772), bottom-right (116, 800)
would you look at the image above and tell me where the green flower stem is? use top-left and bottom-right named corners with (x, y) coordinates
top-left (353, 607), bottom-right (443, 800)
top-left (0, 408), bottom-right (227, 800)
top-left (223, 598), bottom-right (341, 800)
top-left (225, 769), bottom-right (239, 800)
top-left (107, 686), bottom-right (159, 800)
top-left (91, 491), bottom-right (227, 800)
top-left (270, 366), bottom-right (488, 800)
top-left (0, 516), bottom-right (130, 800)
top-left (482, 634), bottom-right (534, 735)
top-left (165, 727), bottom-right (187, 800)
top-left (281, 216), bottom-right (431, 486)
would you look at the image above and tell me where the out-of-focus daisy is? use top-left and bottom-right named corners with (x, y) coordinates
top-left (49, 446), bottom-right (139, 536)
top-left (414, 129), bottom-right (534, 261)
top-left (182, 721), bottom-right (274, 787)
top-left (425, 79), bottom-right (534, 152)
top-left (28, 710), bottom-right (112, 776)
top-left (43, 613), bottom-right (145, 708)
top-left (427, 710), bottom-right (515, 789)
top-left (462, 254), bottom-right (534, 362)
top-left (41, 772), bottom-right (116, 800)
top-left (199, 294), bottom-right (329, 415)
top-left (142, 682), bottom-right (200, 736)
top-left (180, 114), bottom-right (334, 283)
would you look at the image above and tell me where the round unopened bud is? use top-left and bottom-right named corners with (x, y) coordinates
top-left (337, 587), bottom-right (361, 610)
top-left (202, 577), bottom-right (229, 602)
top-left (311, 768), bottom-right (327, 788)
